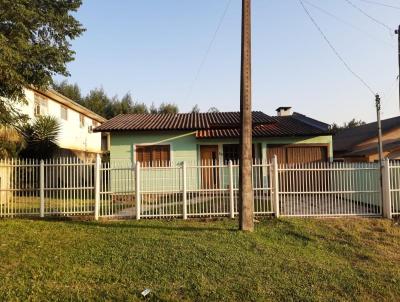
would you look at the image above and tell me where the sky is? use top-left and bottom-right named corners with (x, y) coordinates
top-left (57, 0), bottom-right (400, 124)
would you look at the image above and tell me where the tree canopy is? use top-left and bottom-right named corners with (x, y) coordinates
top-left (52, 81), bottom-right (181, 119)
top-left (330, 118), bottom-right (366, 134)
top-left (0, 0), bottom-right (85, 126)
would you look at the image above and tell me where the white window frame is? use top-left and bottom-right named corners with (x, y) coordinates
top-left (60, 105), bottom-right (68, 121)
top-left (34, 94), bottom-right (48, 116)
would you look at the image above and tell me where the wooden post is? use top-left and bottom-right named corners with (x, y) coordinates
top-left (94, 154), bottom-right (101, 220)
top-left (182, 161), bottom-right (187, 220)
top-left (272, 155), bottom-right (280, 218)
top-left (229, 160), bottom-right (235, 219)
top-left (395, 25), bottom-right (400, 109)
top-left (135, 162), bottom-right (141, 220)
top-left (382, 158), bottom-right (392, 219)
top-left (239, 0), bottom-right (254, 231)
top-left (40, 160), bottom-right (45, 218)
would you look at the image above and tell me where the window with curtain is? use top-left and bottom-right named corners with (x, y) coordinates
top-left (34, 94), bottom-right (48, 116)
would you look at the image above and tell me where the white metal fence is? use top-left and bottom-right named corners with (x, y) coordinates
top-left (0, 156), bottom-right (398, 219)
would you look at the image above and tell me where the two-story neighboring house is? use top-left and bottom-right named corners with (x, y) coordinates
top-left (17, 87), bottom-right (108, 160)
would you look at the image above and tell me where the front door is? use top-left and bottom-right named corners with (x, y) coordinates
top-left (200, 145), bottom-right (219, 189)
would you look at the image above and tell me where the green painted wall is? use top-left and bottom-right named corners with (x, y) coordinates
top-left (110, 131), bottom-right (333, 164)
top-left (109, 131), bottom-right (332, 192)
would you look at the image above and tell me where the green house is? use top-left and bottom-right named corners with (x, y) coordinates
top-left (95, 108), bottom-right (331, 195)
top-left (95, 107), bottom-right (332, 165)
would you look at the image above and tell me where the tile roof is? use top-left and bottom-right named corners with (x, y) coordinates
top-left (94, 111), bottom-right (274, 132)
top-left (333, 116), bottom-right (400, 152)
top-left (196, 116), bottom-right (330, 138)
top-left (94, 111), bottom-right (330, 138)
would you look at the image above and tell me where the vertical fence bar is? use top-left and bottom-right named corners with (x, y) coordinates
top-left (94, 154), bottom-right (101, 220)
top-left (272, 155), bottom-right (280, 217)
top-left (135, 162), bottom-right (141, 220)
top-left (40, 160), bottom-right (45, 218)
top-left (382, 159), bottom-right (392, 219)
top-left (182, 161), bottom-right (188, 219)
top-left (229, 160), bottom-right (235, 219)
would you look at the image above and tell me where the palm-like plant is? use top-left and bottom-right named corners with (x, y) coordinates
top-left (20, 116), bottom-right (61, 159)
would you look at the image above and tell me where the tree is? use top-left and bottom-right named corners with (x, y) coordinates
top-left (0, 126), bottom-right (25, 159)
top-left (191, 105), bottom-right (201, 113)
top-left (105, 93), bottom-right (149, 118)
top-left (149, 103), bottom-right (158, 114)
top-left (84, 87), bottom-right (110, 118)
top-left (208, 107), bottom-right (219, 113)
top-left (330, 118), bottom-right (366, 134)
top-left (52, 80), bottom-right (83, 104)
top-left (20, 116), bottom-right (61, 159)
top-left (158, 103), bottom-right (179, 114)
top-left (0, 0), bottom-right (85, 126)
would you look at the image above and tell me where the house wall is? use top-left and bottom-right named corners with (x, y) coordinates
top-left (110, 131), bottom-right (333, 163)
top-left (16, 88), bottom-right (104, 155)
top-left (109, 131), bottom-right (332, 192)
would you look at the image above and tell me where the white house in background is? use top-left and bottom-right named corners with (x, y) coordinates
top-left (17, 87), bottom-right (108, 160)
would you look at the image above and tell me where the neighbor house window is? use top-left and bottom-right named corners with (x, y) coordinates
top-left (79, 114), bottom-right (85, 128)
top-left (60, 105), bottom-right (68, 120)
top-left (136, 145), bottom-right (171, 167)
top-left (34, 94), bottom-right (48, 116)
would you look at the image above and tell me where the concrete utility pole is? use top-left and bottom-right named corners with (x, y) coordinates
top-left (239, 0), bottom-right (254, 232)
top-left (376, 94), bottom-right (385, 207)
top-left (395, 25), bottom-right (400, 109)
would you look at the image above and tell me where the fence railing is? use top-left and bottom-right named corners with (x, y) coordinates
top-left (0, 156), bottom-right (398, 219)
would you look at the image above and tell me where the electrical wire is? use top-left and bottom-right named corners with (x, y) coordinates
top-left (357, 0), bottom-right (400, 10)
top-left (185, 0), bottom-right (232, 101)
top-left (344, 0), bottom-right (394, 33)
top-left (299, 0), bottom-right (376, 95)
top-left (302, 0), bottom-right (395, 48)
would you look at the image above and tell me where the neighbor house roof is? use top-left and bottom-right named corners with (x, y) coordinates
top-left (333, 116), bottom-right (400, 153)
top-left (343, 140), bottom-right (400, 157)
top-left (94, 111), bottom-right (331, 138)
top-left (31, 88), bottom-right (107, 123)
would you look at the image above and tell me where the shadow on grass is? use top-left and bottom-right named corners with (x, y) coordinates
top-left (47, 219), bottom-right (239, 233)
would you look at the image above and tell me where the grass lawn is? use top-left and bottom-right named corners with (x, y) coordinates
top-left (0, 218), bottom-right (399, 301)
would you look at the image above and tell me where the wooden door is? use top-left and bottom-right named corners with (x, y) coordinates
top-left (267, 145), bottom-right (329, 192)
top-left (267, 145), bottom-right (328, 164)
top-left (200, 145), bottom-right (219, 189)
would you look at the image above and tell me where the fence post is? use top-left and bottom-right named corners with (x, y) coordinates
top-left (229, 160), bottom-right (235, 219)
top-left (94, 154), bottom-right (101, 220)
top-left (40, 160), bottom-right (45, 218)
top-left (382, 158), bottom-right (392, 219)
top-left (182, 161), bottom-right (187, 219)
top-left (272, 155), bottom-right (280, 218)
top-left (135, 161), bottom-right (141, 220)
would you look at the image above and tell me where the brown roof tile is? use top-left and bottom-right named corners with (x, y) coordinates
top-left (94, 111), bottom-right (274, 132)
top-left (196, 116), bottom-right (330, 138)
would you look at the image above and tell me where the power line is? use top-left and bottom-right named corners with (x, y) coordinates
top-left (299, 0), bottom-right (376, 95)
top-left (302, 0), bottom-right (395, 49)
top-left (357, 0), bottom-right (400, 10)
top-left (344, 0), bottom-right (394, 33)
top-left (186, 0), bottom-right (232, 101)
